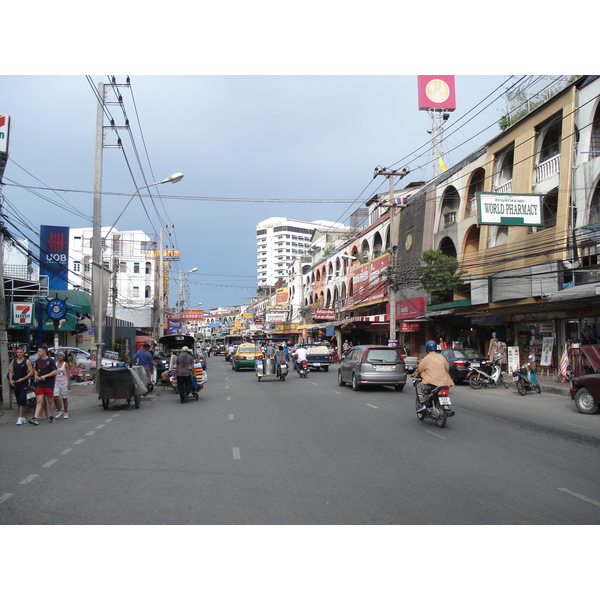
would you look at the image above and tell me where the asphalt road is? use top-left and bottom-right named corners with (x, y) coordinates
top-left (1, 357), bottom-right (599, 525)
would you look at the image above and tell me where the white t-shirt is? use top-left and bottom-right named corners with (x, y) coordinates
top-left (294, 347), bottom-right (308, 361)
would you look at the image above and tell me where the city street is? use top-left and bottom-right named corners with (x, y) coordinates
top-left (1, 356), bottom-right (599, 526)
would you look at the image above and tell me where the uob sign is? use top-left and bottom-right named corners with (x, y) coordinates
top-left (40, 225), bottom-right (70, 290)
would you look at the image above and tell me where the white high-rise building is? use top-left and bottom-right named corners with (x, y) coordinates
top-left (256, 217), bottom-right (348, 287)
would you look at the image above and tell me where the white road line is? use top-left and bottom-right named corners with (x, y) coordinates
top-left (60, 448), bottom-right (73, 455)
top-left (334, 391), bottom-right (341, 394)
top-left (366, 404), bottom-right (379, 409)
top-left (0, 493), bottom-right (14, 504)
top-left (227, 396), bottom-right (231, 401)
top-left (113, 413), bottom-right (121, 417)
top-left (42, 459), bottom-right (58, 468)
top-left (229, 414), bottom-right (234, 420)
top-left (96, 424), bottom-right (105, 429)
top-left (426, 430), bottom-right (446, 440)
top-left (73, 439), bottom-right (86, 445)
top-left (558, 487), bottom-right (600, 508)
top-left (565, 422), bottom-right (592, 430)
top-left (233, 447), bottom-right (241, 460)
top-left (85, 431), bottom-right (96, 436)
top-left (104, 418), bottom-right (113, 423)
top-left (20, 474), bottom-right (38, 485)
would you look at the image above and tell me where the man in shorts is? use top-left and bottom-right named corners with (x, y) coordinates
top-left (53, 350), bottom-right (71, 419)
top-left (30, 346), bottom-right (58, 425)
top-left (9, 346), bottom-right (35, 425)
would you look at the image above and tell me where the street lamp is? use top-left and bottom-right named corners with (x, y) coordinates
top-left (92, 173), bottom-right (183, 387)
top-left (178, 267), bottom-right (198, 318)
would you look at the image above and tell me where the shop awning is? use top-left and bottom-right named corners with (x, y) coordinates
top-left (548, 282), bottom-right (600, 302)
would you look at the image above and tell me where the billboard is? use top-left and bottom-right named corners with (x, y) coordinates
top-left (418, 76), bottom-right (456, 111)
top-left (313, 308), bottom-right (336, 320)
top-left (39, 225), bottom-right (70, 290)
top-left (477, 192), bottom-right (543, 226)
top-left (0, 114), bottom-right (11, 183)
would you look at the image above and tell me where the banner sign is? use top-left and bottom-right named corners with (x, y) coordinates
top-left (11, 302), bottom-right (33, 326)
top-left (275, 287), bottom-right (289, 305)
top-left (266, 311), bottom-right (286, 323)
top-left (386, 297), bottom-right (425, 321)
top-left (313, 308), bottom-right (336, 320)
top-left (352, 254), bottom-right (390, 306)
top-left (508, 346), bottom-right (520, 374)
top-left (143, 249), bottom-right (180, 261)
top-left (477, 192), bottom-right (543, 226)
top-left (0, 114), bottom-right (10, 182)
top-left (168, 318), bottom-right (183, 335)
top-left (400, 322), bottom-right (420, 332)
top-left (541, 336), bottom-right (555, 367)
top-left (39, 225), bottom-right (70, 290)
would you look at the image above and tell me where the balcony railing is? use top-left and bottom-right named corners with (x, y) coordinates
top-left (494, 180), bottom-right (512, 194)
top-left (534, 154), bottom-right (560, 183)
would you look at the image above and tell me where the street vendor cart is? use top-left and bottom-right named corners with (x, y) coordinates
top-left (98, 366), bottom-right (147, 410)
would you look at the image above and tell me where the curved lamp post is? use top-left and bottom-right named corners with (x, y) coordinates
top-left (94, 173), bottom-right (183, 386)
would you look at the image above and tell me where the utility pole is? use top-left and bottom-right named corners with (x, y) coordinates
top-left (373, 167), bottom-right (410, 346)
top-left (111, 255), bottom-right (118, 349)
top-left (0, 211), bottom-right (10, 413)
top-left (91, 78), bottom-right (130, 389)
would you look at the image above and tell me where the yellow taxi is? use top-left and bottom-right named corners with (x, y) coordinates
top-left (231, 343), bottom-right (261, 371)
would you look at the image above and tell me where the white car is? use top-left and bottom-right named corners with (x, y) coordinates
top-left (31, 346), bottom-right (119, 369)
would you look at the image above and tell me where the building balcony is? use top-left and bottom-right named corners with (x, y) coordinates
top-left (494, 180), bottom-right (513, 194)
top-left (534, 154), bottom-right (560, 183)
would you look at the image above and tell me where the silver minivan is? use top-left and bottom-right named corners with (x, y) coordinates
top-left (337, 345), bottom-right (407, 391)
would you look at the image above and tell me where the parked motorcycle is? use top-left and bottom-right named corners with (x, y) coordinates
top-left (467, 360), bottom-right (509, 389)
top-left (298, 360), bottom-right (309, 378)
top-left (413, 377), bottom-right (454, 428)
top-left (512, 356), bottom-right (541, 395)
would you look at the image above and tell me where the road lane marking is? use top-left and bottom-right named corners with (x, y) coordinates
top-left (42, 459), bottom-right (58, 468)
top-left (0, 493), bottom-right (13, 504)
top-left (558, 488), bottom-right (600, 508)
top-left (233, 447), bottom-right (241, 460)
top-left (105, 418), bottom-right (113, 422)
top-left (85, 431), bottom-right (96, 436)
top-left (20, 474), bottom-right (38, 485)
top-left (96, 424), bottom-right (105, 429)
top-left (366, 404), bottom-right (379, 409)
top-left (229, 414), bottom-right (234, 420)
top-left (74, 439), bottom-right (86, 445)
top-left (334, 391), bottom-right (341, 394)
top-left (227, 396), bottom-right (231, 401)
top-left (60, 448), bottom-right (73, 455)
top-left (426, 430), bottom-right (446, 440)
top-left (565, 422), bottom-right (592, 430)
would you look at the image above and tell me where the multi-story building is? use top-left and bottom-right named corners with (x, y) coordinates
top-left (69, 227), bottom-right (158, 330)
top-left (256, 217), bottom-right (349, 287)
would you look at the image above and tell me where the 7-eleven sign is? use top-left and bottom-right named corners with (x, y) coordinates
top-left (11, 303), bottom-right (33, 326)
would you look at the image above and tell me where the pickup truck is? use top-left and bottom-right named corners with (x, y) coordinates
top-left (397, 345), bottom-right (419, 374)
top-left (305, 345), bottom-right (331, 372)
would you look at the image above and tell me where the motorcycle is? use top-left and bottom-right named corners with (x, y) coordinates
top-left (413, 377), bottom-right (454, 428)
top-left (298, 359), bottom-right (309, 378)
top-left (512, 356), bottom-right (541, 395)
top-left (277, 360), bottom-right (288, 381)
top-left (467, 360), bottom-right (508, 389)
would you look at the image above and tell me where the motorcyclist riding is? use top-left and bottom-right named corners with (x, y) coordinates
top-left (413, 340), bottom-right (455, 413)
top-left (292, 345), bottom-right (308, 374)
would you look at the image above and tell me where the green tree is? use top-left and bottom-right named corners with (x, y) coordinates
top-left (414, 249), bottom-right (466, 304)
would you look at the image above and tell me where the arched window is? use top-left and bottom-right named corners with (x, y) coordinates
top-left (439, 185), bottom-right (460, 231)
top-left (145, 285), bottom-right (151, 299)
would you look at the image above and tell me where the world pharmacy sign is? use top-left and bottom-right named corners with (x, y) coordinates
top-left (477, 192), bottom-right (543, 226)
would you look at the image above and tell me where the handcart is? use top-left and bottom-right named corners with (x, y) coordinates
top-left (98, 366), bottom-right (146, 410)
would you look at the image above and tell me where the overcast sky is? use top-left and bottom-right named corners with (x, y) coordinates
top-left (1, 74), bottom-right (517, 309)
top-left (1, 5), bottom-right (591, 314)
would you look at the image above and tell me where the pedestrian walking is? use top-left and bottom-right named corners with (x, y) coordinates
top-left (133, 343), bottom-right (154, 394)
top-left (53, 350), bottom-right (71, 419)
top-left (175, 346), bottom-right (195, 403)
top-left (30, 346), bottom-right (58, 425)
top-left (8, 346), bottom-right (35, 425)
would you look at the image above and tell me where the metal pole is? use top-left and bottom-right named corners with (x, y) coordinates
top-left (92, 81), bottom-right (104, 387)
top-left (389, 174), bottom-right (397, 345)
top-left (158, 227), bottom-right (165, 339)
top-left (0, 222), bottom-right (11, 412)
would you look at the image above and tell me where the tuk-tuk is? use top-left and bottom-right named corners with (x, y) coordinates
top-left (252, 337), bottom-right (290, 382)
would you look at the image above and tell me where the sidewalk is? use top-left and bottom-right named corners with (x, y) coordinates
top-left (0, 380), bottom-right (161, 425)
